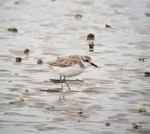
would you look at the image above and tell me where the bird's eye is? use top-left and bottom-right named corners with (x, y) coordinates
top-left (84, 59), bottom-right (89, 62)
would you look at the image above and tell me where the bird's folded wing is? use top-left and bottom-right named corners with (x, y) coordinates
top-left (45, 57), bottom-right (77, 67)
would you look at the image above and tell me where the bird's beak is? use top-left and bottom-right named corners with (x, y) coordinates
top-left (90, 62), bottom-right (98, 67)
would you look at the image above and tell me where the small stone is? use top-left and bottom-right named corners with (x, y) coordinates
top-left (14, 1), bottom-right (19, 4)
top-left (9, 101), bottom-right (15, 104)
top-left (76, 110), bottom-right (83, 115)
top-left (75, 14), bottom-right (82, 20)
top-left (15, 57), bottom-right (22, 62)
top-left (105, 24), bottom-right (111, 28)
top-left (46, 107), bottom-right (50, 111)
top-left (24, 89), bottom-right (29, 93)
top-left (132, 123), bottom-right (139, 129)
top-left (145, 13), bottom-right (150, 17)
top-left (139, 107), bottom-right (147, 113)
top-left (87, 33), bottom-right (95, 40)
top-left (24, 48), bottom-right (30, 55)
top-left (139, 58), bottom-right (144, 62)
top-left (18, 96), bottom-right (24, 102)
top-left (37, 59), bottom-right (43, 64)
top-left (105, 121), bottom-right (110, 126)
top-left (144, 72), bottom-right (150, 77)
top-left (8, 28), bottom-right (18, 32)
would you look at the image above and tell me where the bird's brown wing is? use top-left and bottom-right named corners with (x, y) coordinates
top-left (45, 55), bottom-right (79, 67)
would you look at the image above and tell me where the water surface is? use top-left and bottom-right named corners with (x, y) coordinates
top-left (0, 0), bottom-right (150, 134)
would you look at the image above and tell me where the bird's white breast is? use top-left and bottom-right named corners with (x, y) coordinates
top-left (50, 64), bottom-right (85, 77)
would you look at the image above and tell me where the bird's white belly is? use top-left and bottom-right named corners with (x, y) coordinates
top-left (50, 64), bottom-right (85, 77)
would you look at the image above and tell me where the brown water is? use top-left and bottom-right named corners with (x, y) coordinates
top-left (0, 0), bottom-right (150, 134)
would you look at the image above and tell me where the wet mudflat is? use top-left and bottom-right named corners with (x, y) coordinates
top-left (0, 0), bottom-right (150, 134)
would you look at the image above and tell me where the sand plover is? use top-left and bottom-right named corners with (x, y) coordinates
top-left (45, 55), bottom-right (98, 90)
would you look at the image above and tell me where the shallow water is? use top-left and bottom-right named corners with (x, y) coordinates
top-left (0, 0), bottom-right (150, 134)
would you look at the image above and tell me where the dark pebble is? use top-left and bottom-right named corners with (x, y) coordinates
top-left (75, 14), bottom-right (82, 20)
top-left (9, 101), bottom-right (15, 104)
top-left (132, 123), bottom-right (139, 129)
top-left (139, 58), bottom-right (144, 62)
top-left (37, 59), bottom-right (43, 64)
top-left (145, 13), bottom-right (150, 17)
top-left (87, 33), bottom-right (95, 40)
top-left (16, 57), bottom-right (22, 62)
top-left (24, 48), bottom-right (30, 55)
top-left (105, 122), bottom-right (110, 126)
top-left (8, 28), bottom-right (18, 32)
top-left (144, 72), bottom-right (150, 77)
top-left (105, 24), bottom-right (111, 28)
top-left (14, 1), bottom-right (19, 4)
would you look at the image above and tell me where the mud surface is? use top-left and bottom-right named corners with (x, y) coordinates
top-left (0, 0), bottom-right (150, 134)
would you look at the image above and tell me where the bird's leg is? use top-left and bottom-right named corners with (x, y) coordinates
top-left (64, 77), bottom-right (70, 90)
top-left (59, 76), bottom-right (65, 100)
top-left (60, 76), bottom-right (63, 90)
